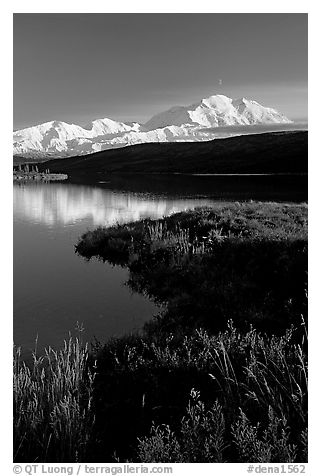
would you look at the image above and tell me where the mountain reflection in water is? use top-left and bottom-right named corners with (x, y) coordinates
top-left (13, 182), bottom-right (219, 227)
top-left (13, 181), bottom-right (221, 356)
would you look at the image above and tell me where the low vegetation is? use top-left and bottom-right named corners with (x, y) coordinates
top-left (76, 202), bottom-right (307, 334)
top-left (14, 202), bottom-right (308, 462)
top-left (91, 321), bottom-right (307, 462)
top-left (13, 334), bottom-right (95, 462)
top-left (14, 322), bottom-right (308, 462)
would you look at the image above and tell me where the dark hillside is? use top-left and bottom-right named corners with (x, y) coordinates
top-left (35, 131), bottom-right (307, 178)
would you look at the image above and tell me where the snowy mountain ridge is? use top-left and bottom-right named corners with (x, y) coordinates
top-left (13, 94), bottom-right (293, 157)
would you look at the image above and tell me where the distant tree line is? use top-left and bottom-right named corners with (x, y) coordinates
top-left (16, 164), bottom-right (50, 174)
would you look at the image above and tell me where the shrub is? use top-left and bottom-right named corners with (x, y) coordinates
top-left (137, 389), bottom-right (227, 463)
top-left (232, 407), bottom-right (298, 463)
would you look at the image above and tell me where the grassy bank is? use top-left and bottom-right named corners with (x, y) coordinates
top-left (76, 202), bottom-right (307, 334)
top-left (14, 202), bottom-right (308, 462)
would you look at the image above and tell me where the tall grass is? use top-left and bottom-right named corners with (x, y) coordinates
top-left (92, 321), bottom-right (307, 462)
top-left (14, 322), bottom-right (307, 462)
top-left (13, 337), bottom-right (95, 462)
top-left (137, 381), bottom-right (307, 463)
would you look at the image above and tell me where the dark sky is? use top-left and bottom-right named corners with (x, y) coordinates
top-left (13, 13), bottom-right (308, 129)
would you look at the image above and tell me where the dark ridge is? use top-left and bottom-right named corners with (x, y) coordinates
top-left (32, 130), bottom-right (307, 178)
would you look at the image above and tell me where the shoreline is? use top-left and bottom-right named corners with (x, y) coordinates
top-left (13, 172), bottom-right (68, 182)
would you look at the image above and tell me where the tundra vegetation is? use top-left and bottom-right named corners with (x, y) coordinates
top-left (14, 202), bottom-right (308, 463)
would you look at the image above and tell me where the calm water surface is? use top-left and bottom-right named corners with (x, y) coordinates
top-left (14, 176), bottom-right (307, 354)
top-left (14, 181), bottom-right (224, 353)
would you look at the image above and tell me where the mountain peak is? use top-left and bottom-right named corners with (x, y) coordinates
top-left (144, 94), bottom-right (292, 130)
top-left (13, 93), bottom-right (293, 157)
top-left (200, 94), bottom-right (233, 109)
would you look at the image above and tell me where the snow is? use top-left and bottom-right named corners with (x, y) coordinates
top-left (13, 94), bottom-right (293, 157)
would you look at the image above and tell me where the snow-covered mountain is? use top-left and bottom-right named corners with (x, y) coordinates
top-left (144, 95), bottom-right (291, 130)
top-left (13, 94), bottom-right (292, 158)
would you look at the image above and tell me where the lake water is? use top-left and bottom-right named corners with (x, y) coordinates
top-left (13, 175), bottom-right (307, 354)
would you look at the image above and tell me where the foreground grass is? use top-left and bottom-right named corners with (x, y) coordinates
top-left (13, 337), bottom-right (95, 462)
top-left (14, 202), bottom-right (308, 462)
top-left (94, 320), bottom-right (308, 462)
top-left (14, 323), bottom-right (308, 462)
